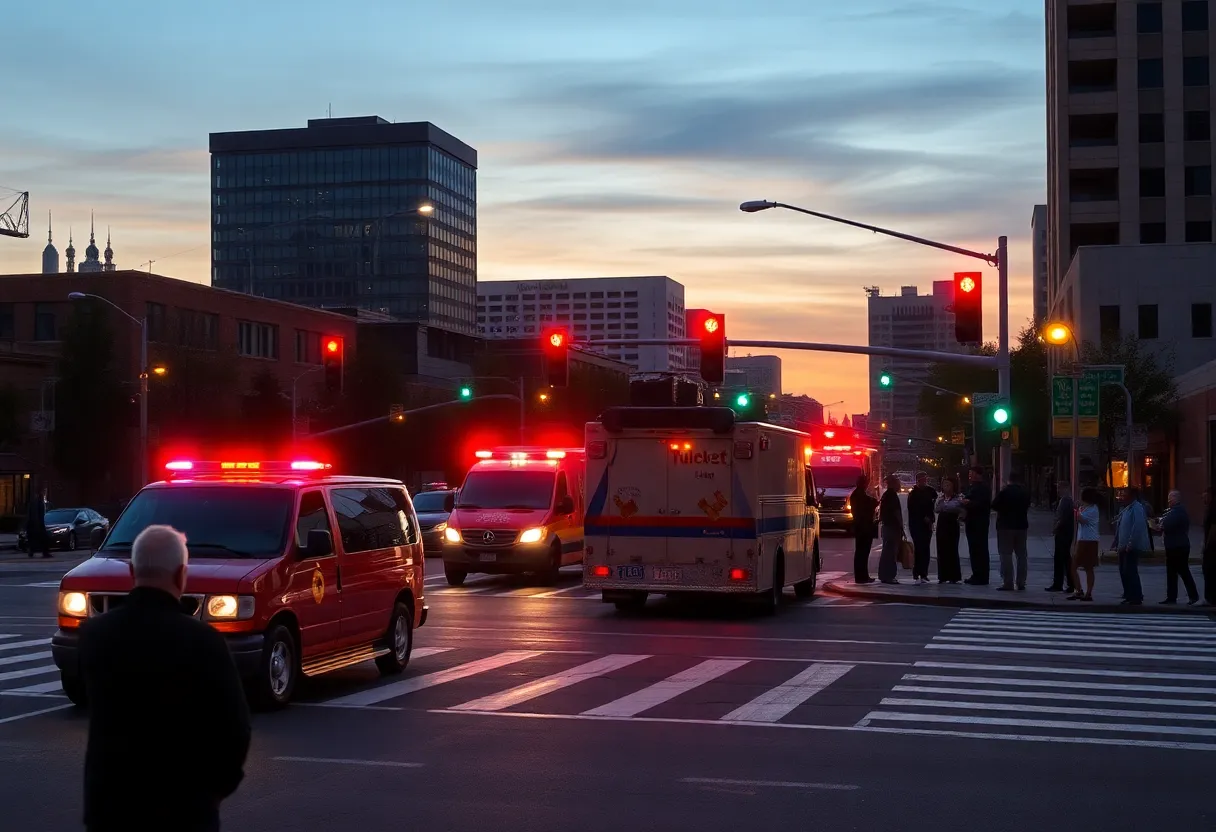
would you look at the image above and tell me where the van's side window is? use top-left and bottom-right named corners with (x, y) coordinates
top-left (295, 491), bottom-right (333, 554)
top-left (331, 488), bottom-right (409, 553)
top-left (391, 488), bottom-right (421, 546)
top-left (555, 472), bottom-right (569, 501)
top-left (805, 468), bottom-right (818, 500)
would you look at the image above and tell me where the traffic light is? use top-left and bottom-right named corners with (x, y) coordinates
top-left (991, 403), bottom-right (1011, 427)
top-left (692, 310), bottom-right (726, 385)
top-left (877, 370), bottom-right (894, 388)
top-left (542, 327), bottom-right (570, 387)
top-left (953, 271), bottom-right (983, 343)
top-left (322, 337), bottom-right (344, 393)
top-left (458, 385), bottom-right (473, 401)
top-left (735, 392), bottom-right (750, 408)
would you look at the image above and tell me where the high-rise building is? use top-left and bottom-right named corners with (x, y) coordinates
top-left (1046, 0), bottom-right (1215, 312)
top-left (476, 276), bottom-right (685, 371)
top-left (866, 282), bottom-right (963, 438)
top-left (726, 355), bottom-right (782, 398)
top-left (209, 116), bottom-right (478, 334)
top-left (1031, 204), bottom-right (1048, 323)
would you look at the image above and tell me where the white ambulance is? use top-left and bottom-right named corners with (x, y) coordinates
top-left (582, 407), bottom-right (821, 612)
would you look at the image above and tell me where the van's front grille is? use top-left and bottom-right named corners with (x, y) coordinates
top-left (88, 592), bottom-right (205, 618)
top-left (460, 529), bottom-right (520, 547)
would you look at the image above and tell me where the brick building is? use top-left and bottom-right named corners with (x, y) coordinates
top-left (0, 270), bottom-right (358, 511)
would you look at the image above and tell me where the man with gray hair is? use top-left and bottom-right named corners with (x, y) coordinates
top-left (79, 525), bottom-right (251, 832)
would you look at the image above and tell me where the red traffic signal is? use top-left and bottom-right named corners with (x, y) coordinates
top-left (690, 310), bottom-right (726, 385)
top-left (323, 336), bottom-right (344, 392)
top-left (542, 327), bottom-right (570, 387)
top-left (953, 272), bottom-right (982, 344)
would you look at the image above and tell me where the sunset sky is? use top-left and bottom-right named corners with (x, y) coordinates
top-left (1, 0), bottom-right (1044, 413)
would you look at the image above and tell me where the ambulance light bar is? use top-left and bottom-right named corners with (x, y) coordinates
top-left (164, 460), bottom-right (332, 476)
top-left (473, 449), bottom-right (581, 461)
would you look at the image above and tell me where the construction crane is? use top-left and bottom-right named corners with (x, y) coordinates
top-left (0, 187), bottom-right (30, 239)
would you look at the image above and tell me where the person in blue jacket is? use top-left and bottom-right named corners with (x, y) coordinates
top-left (1114, 486), bottom-right (1149, 605)
top-left (1158, 490), bottom-right (1198, 605)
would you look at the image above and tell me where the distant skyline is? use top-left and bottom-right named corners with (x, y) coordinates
top-left (2, 1), bottom-right (1045, 412)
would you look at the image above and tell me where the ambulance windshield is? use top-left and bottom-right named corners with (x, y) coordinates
top-left (811, 466), bottom-right (865, 489)
top-left (457, 470), bottom-right (556, 511)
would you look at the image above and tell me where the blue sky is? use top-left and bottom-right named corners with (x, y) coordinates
top-left (1, 0), bottom-right (1045, 411)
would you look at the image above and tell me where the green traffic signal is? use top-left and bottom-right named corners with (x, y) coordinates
top-left (878, 371), bottom-right (893, 388)
top-left (735, 392), bottom-right (750, 408)
top-left (459, 385), bottom-right (473, 400)
top-left (992, 406), bottom-right (1010, 426)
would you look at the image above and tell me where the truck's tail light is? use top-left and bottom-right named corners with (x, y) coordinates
top-left (592, 565), bottom-right (610, 578)
top-left (728, 568), bottom-right (750, 582)
top-left (587, 441), bottom-right (606, 459)
top-left (734, 441), bottom-right (753, 460)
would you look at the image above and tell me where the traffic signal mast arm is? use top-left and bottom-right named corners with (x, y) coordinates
top-left (312, 394), bottom-right (524, 438)
top-left (586, 338), bottom-right (1000, 369)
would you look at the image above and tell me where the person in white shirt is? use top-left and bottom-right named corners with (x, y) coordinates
top-left (1068, 487), bottom-right (1102, 602)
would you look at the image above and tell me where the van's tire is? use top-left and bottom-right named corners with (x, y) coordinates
top-left (375, 602), bottom-right (413, 675)
top-left (540, 543), bottom-right (563, 585)
top-left (795, 540), bottom-right (819, 598)
top-left (761, 555), bottom-right (784, 615)
top-left (61, 674), bottom-right (87, 707)
top-left (249, 625), bottom-right (298, 711)
top-left (444, 565), bottom-right (467, 586)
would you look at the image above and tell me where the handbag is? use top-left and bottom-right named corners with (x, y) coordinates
top-left (898, 535), bottom-right (915, 569)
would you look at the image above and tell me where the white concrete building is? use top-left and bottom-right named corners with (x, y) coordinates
top-left (476, 276), bottom-right (686, 371)
top-left (1032, 204), bottom-right (1049, 323)
top-left (1047, 242), bottom-right (1216, 377)
top-left (726, 355), bottom-right (782, 397)
top-left (867, 281), bottom-right (965, 438)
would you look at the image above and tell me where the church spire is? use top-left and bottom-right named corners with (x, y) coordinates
top-left (81, 211), bottom-right (103, 272)
top-left (47, 211), bottom-right (52, 244)
top-left (103, 227), bottom-right (115, 272)
top-left (41, 211), bottom-right (60, 275)
top-left (66, 227), bottom-right (76, 273)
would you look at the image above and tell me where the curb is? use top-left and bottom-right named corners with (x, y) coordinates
top-left (823, 580), bottom-right (1216, 616)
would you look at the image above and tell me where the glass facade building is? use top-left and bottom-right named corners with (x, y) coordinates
top-left (209, 117), bottom-right (477, 334)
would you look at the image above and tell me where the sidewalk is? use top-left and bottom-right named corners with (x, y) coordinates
top-left (825, 509), bottom-right (1214, 615)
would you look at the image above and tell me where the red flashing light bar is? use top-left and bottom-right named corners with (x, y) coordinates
top-left (164, 460), bottom-right (331, 475)
top-left (474, 449), bottom-right (581, 461)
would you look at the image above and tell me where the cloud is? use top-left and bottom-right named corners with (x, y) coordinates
top-left (485, 193), bottom-right (721, 214)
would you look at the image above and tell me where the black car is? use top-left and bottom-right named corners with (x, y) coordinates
top-left (410, 489), bottom-right (455, 554)
top-left (19, 508), bottom-right (110, 552)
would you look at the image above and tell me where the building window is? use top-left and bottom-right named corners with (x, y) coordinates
top-left (1186, 220), bottom-right (1213, 241)
top-left (177, 309), bottom-right (218, 351)
top-left (1184, 56), bottom-right (1210, 87)
top-left (1137, 2), bottom-right (1163, 34)
top-left (295, 330), bottom-right (322, 364)
top-left (1138, 304), bottom-right (1159, 339)
top-left (1183, 1), bottom-right (1209, 31)
top-left (1140, 222), bottom-right (1167, 243)
top-left (1139, 167), bottom-right (1166, 197)
top-left (34, 303), bottom-right (56, 342)
top-left (1185, 110), bottom-right (1212, 141)
top-left (1139, 112), bottom-right (1165, 143)
top-left (0, 303), bottom-right (12, 339)
top-left (1099, 305), bottom-right (1121, 339)
top-left (146, 302), bottom-right (166, 343)
top-left (1185, 165), bottom-right (1212, 196)
top-left (238, 321), bottom-right (278, 359)
top-left (1192, 303), bottom-right (1213, 338)
top-left (1138, 58), bottom-right (1164, 89)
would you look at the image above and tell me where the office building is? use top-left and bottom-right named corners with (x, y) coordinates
top-left (476, 276), bottom-right (686, 371)
top-left (1032, 204), bottom-right (1049, 322)
top-left (209, 116), bottom-right (478, 334)
top-left (1046, 0), bottom-right (1215, 313)
top-left (866, 282), bottom-right (963, 438)
top-left (726, 355), bottom-right (782, 398)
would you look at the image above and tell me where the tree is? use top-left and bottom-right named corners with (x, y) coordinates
top-left (52, 304), bottom-right (128, 500)
top-left (148, 340), bottom-right (242, 443)
top-left (918, 342), bottom-right (998, 440)
top-left (242, 370), bottom-right (291, 443)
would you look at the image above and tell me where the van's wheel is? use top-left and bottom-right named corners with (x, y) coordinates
top-left (762, 555), bottom-right (784, 615)
top-left (250, 624), bottom-right (298, 711)
top-left (61, 674), bottom-right (87, 707)
top-left (375, 602), bottom-right (413, 675)
top-left (444, 564), bottom-right (467, 586)
top-left (540, 542), bottom-right (562, 585)
top-left (795, 540), bottom-right (819, 599)
top-left (612, 592), bottom-right (648, 612)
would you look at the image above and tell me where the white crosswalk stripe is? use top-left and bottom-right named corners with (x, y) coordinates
top-left (0, 637), bottom-right (61, 697)
top-left (927, 608), bottom-right (1216, 664)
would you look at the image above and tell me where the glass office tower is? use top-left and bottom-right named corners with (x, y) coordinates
top-left (209, 117), bottom-right (477, 334)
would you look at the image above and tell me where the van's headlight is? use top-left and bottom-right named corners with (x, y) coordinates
top-left (433, 522), bottom-right (448, 533)
top-left (204, 595), bottom-right (255, 620)
top-left (58, 591), bottom-right (88, 617)
top-left (444, 527), bottom-right (462, 543)
top-left (518, 527), bottom-right (545, 544)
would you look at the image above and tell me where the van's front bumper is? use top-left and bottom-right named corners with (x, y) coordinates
top-left (52, 627), bottom-right (266, 680)
top-left (443, 541), bottom-right (551, 574)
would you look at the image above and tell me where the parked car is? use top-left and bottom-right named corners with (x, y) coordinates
top-left (411, 489), bottom-right (455, 554)
top-left (20, 508), bottom-right (109, 552)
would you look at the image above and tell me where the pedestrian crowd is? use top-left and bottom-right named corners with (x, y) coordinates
top-left (849, 468), bottom-right (1216, 606)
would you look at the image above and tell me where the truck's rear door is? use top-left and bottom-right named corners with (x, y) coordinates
top-left (664, 436), bottom-right (736, 571)
top-left (604, 436), bottom-right (669, 570)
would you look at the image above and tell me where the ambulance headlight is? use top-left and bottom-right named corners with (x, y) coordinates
top-left (59, 591), bottom-right (88, 617)
top-left (444, 527), bottom-right (463, 544)
top-left (204, 595), bottom-right (255, 620)
top-left (518, 527), bottom-right (545, 545)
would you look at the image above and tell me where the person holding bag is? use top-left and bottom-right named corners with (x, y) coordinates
top-left (878, 475), bottom-right (904, 585)
top-left (934, 476), bottom-right (964, 584)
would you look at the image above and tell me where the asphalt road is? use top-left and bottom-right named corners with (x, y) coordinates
top-left (0, 535), bottom-right (1213, 831)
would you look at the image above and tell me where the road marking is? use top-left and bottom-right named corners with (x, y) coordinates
top-left (0, 664), bottom-right (57, 683)
top-left (4, 680), bottom-right (64, 695)
top-left (942, 624), bottom-right (1216, 640)
top-left (857, 710), bottom-right (1216, 738)
top-left (410, 647), bottom-right (455, 660)
top-left (426, 626), bottom-right (908, 647)
top-left (530, 584), bottom-right (591, 598)
top-left (321, 651), bottom-right (543, 707)
top-left (0, 651), bottom-right (50, 668)
top-left (679, 777), bottom-right (857, 791)
top-left (905, 674), bottom-right (1216, 695)
top-left (490, 587), bottom-right (557, 598)
top-left (273, 756), bottom-right (423, 768)
top-left (935, 634), bottom-right (1216, 652)
top-left (0, 639), bottom-right (49, 654)
top-left (852, 724), bottom-right (1216, 752)
top-left (0, 703), bottom-right (74, 724)
top-left (583, 659), bottom-right (748, 718)
top-left (431, 586), bottom-right (497, 595)
top-left (450, 654), bottom-right (650, 712)
top-left (894, 685), bottom-right (1216, 708)
top-left (0, 634), bottom-right (20, 641)
top-left (956, 609), bottom-right (1213, 624)
top-left (880, 697), bottom-right (1216, 723)
top-left (927, 643), bottom-right (1216, 663)
top-left (915, 661), bottom-right (1216, 681)
top-left (21, 581), bottom-right (61, 588)
top-left (721, 663), bottom-right (853, 723)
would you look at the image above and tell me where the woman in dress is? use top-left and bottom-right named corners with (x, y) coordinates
top-left (1068, 487), bottom-right (1102, 601)
top-left (934, 475), bottom-right (964, 584)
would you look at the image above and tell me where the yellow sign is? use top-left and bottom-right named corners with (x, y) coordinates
top-left (311, 570), bottom-right (325, 604)
top-left (1052, 416), bottom-right (1099, 439)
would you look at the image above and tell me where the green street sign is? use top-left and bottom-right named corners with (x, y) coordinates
top-left (1077, 373), bottom-right (1100, 418)
top-left (1051, 376), bottom-right (1073, 417)
top-left (1085, 364), bottom-right (1125, 387)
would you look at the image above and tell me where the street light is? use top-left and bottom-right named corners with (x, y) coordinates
top-left (68, 292), bottom-right (150, 487)
top-left (1042, 321), bottom-right (1081, 501)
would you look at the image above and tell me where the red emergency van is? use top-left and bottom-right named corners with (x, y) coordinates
top-left (441, 447), bottom-right (585, 585)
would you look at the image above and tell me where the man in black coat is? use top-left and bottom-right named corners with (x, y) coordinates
top-left (960, 466), bottom-right (992, 585)
top-left (849, 475), bottom-right (878, 584)
top-left (79, 524), bottom-right (251, 832)
top-left (25, 482), bottom-right (50, 559)
top-left (906, 472), bottom-right (937, 584)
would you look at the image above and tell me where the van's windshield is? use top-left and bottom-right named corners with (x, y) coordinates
top-left (811, 466), bottom-right (865, 489)
top-left (100, 486), bottom-right (295, 558)
top-left (456, 471), bottom-right (556, 511)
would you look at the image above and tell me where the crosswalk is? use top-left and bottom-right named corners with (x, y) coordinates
top-left (0, 635), bottom-right (60, 697)
top-left (424, 570), bottom-right (872, 606)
